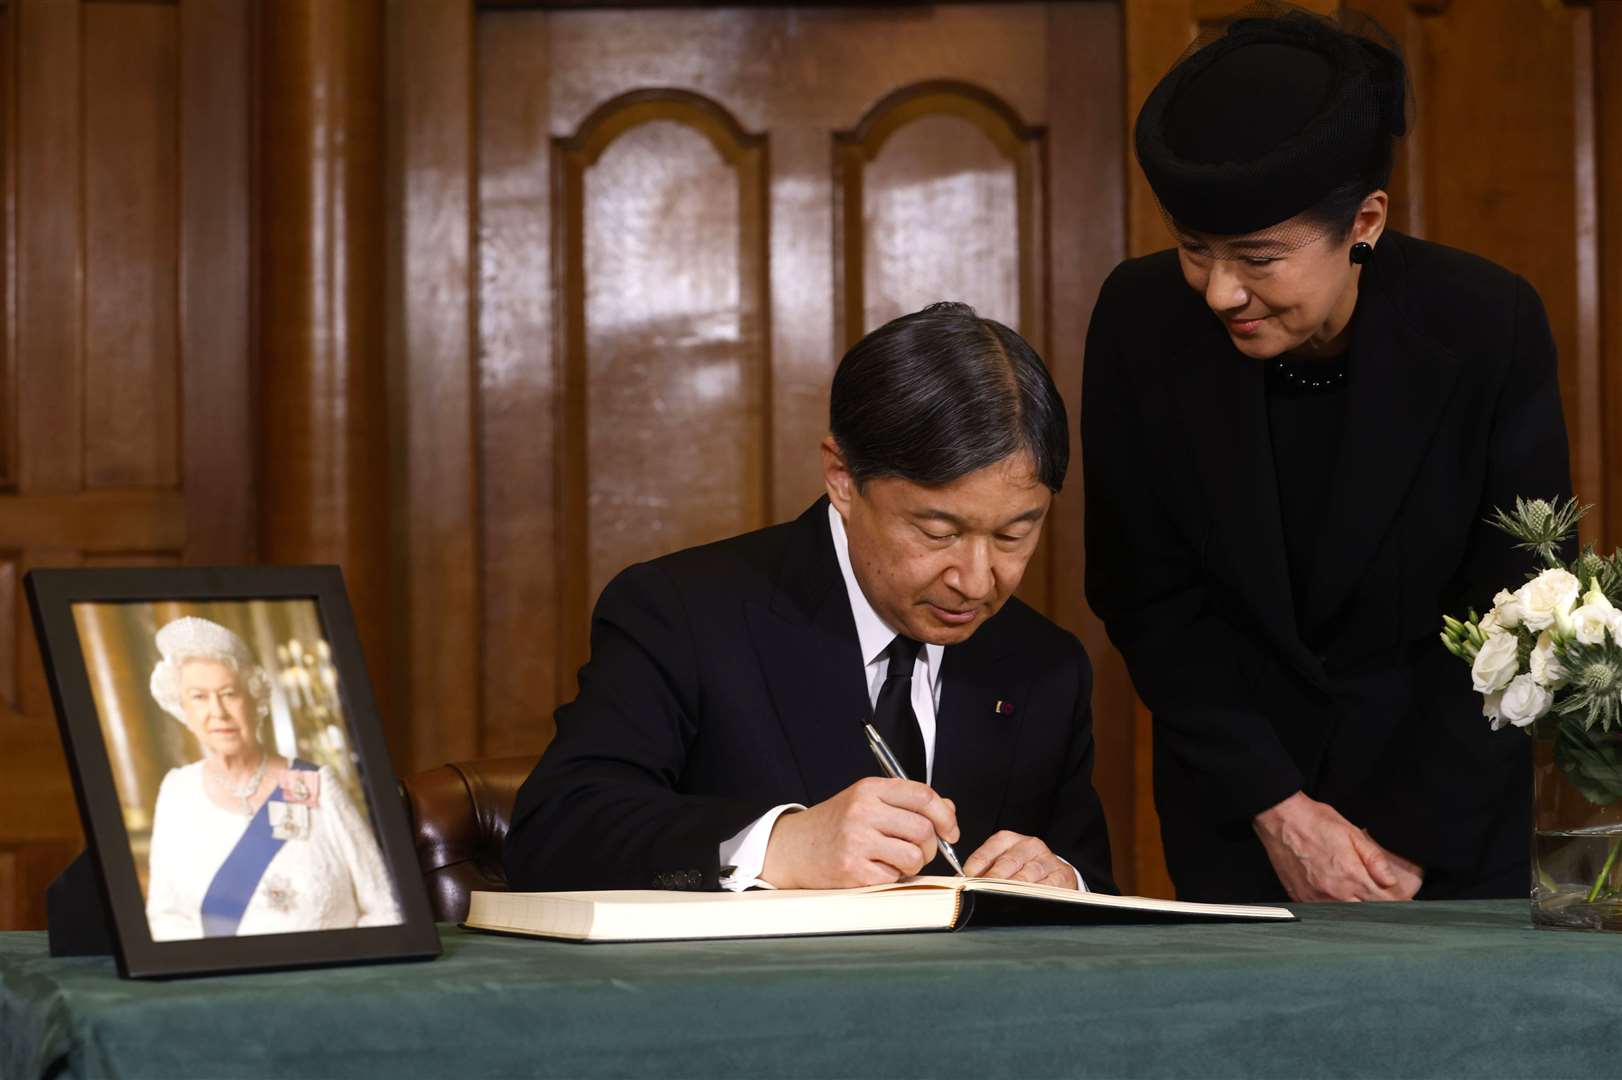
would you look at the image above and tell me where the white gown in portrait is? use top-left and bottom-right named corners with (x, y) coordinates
top-left (144, 762), bottom-right (402, 941)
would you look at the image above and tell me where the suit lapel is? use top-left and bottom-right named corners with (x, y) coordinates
top-left (1170, 314), bottom-right (1308, 671)
top-left (744, 500), bottom-right (876, 805)
top-left (931, 618), bottom-right (1021, 855)
top-left (1302, 241), bottom-right (1465, 632)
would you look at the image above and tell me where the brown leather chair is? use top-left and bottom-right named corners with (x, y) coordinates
top-left (400, 755), bottom-right (539, 923)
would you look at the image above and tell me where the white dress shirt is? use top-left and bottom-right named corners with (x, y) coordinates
top-left (718, 504), bottom-right (1081, 891)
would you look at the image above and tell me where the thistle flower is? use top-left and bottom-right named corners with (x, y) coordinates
top-left (1487, 496), bottom-right (1588, 568)
top-left (1552, 641), bottom-right (1622, 732)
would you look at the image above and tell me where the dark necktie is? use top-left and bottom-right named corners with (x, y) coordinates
top-left (873, 635), bottom-right (927, 782)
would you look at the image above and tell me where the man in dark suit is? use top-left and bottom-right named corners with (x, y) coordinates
top-left (505, 302), bottom-right (1114, 894)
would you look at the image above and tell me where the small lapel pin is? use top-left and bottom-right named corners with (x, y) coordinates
top-left (994, 699), bottom-right (1014, 716)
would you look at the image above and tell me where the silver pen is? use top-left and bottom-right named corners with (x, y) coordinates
top-left (863, 721), bottom-right (966, 877)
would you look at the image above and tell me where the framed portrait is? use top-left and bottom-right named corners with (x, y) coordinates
top-left (26, 565), bottom-right (441, 978)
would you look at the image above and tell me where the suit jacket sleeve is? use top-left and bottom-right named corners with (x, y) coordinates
top-left (1082, 267), bottom-right (1305, 824)
top-left (1376, 274), bottom-right (1573, 870)
top-left (503, 561), bottom-right (773, 891)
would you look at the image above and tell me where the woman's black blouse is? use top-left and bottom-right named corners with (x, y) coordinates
top-left (1265, 363), bottom-right (1348, 645)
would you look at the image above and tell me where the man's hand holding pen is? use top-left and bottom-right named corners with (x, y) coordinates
top-left (760, 778), bottom-right (958, 889)
top-left (758, 778), bottom-right (1080, 891)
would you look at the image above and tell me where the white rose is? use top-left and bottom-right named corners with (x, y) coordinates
top-left (1483, 689), bottom-right (1507, 731)
top-left (1499, 672), bottom-right (1553, 728)
top-left (1572, 601), bottom-right (1615, 645)
top-left (1529, 630), bottom-right (1568, 689)
top-left (1470, 631), bottom-right (1520, 695)
top-left (1515, 569), bottom-right (1581, 633)
top-left (1492, 589), bottom-right (1524, 630)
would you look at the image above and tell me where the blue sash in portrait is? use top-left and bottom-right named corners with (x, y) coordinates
top-left (200, 759), bottom-right (318, 938)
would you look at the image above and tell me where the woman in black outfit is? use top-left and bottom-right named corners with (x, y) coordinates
top-left (1082, 8), bottom-right (1572, 903)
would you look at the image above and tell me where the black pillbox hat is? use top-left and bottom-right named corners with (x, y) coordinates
top-left (1134, 9), bottom-right (1408, 237)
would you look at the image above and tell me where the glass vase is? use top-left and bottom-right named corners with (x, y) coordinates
top-left (1532, 715), bottom-right (1622, 930)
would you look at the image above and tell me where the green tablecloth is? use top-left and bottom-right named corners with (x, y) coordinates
top-left (2, 900), bottom-right (1620, 1079)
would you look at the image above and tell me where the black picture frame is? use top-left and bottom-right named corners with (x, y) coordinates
top-left (25, 565), bottom-right (441, 978)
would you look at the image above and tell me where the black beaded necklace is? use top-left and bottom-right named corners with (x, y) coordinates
top-left (1267, 352), bottom-right (1347, 393)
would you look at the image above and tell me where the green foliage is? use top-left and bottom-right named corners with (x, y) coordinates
top-left (1554, 716), bottom-right (1622, 806)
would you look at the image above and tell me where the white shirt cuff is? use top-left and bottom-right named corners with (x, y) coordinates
top-left (718, 803), bottom-right (806, 891)
top-left (1057, 854), bottom-right (1087, 892)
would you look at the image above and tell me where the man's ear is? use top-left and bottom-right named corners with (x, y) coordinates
top-left (821, 436), bottom-right (855, 516)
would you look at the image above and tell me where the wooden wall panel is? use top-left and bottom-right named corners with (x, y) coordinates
top-left (1042, 1), bottom-right (1136, 898)
top-left (836, 86), bottom-right (1039, 340)
top-left (0, 4), bottom-right (11, 491)
top-left (0, 0), bottom-right (252, 926)
top-left (555, 94), bottom-right (769, 682)
top-left (1599, 3), bottom-right (1622, 549)
top-left (386, 0), bottom-right (480, 770)
top-left (180, 0), bottom-right (254, 565)
top-left (83, 2), bottom-right (179, 490)
top-left (0, 556), bottom-right (13, 709)
top-left (1415, 4), bottom-right (1590, 530)
top-left (862, 115), bottom-right (1020, 328)
top-left (15, 0), bottom-right (82, 496)
top-left (475, 12), bottom-right (558, 756)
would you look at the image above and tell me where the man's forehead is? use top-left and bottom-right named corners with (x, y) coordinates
top-left (870, 458), bottom-right (1050, 523)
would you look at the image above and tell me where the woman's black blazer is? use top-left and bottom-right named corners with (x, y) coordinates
top-left (1082, 231), bottom-right (1573, 902)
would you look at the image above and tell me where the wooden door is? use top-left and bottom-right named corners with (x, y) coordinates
top-left (466, 2), bottom-right (1136, 886)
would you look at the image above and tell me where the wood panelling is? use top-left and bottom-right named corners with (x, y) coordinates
top-left (1042, 1), bottom-right (1136, 902)
top-left (16, 0), bottom-right (82, 496)
top-left (258, 0), bottom-right (394, 755)
top-left (0, 4), bottom-right (11, 491)
top-left (474, 11), bottom-right (556, 757)
top-left (0, 491), bottom-right (185, 551)
top-left (1599, 4), bottom-right (1622, 548)
top-left (386, 0), bottom-right (480, 769)
top-left (555, 91), bottom-right (770, 686)
top-left (0, 843), bottom-right (77, 932)
top-left (834, 81), bottom-right (1044, 347)
top-left (84, 2), bottom-right (179, 490)
top-left (0, 556), bottom-right (13, 709)
top-left (0, 0), bottom-right (252, 927)
top-left (179, 0), bottom-right (254, 565)
top-left (1416, 3), bottom-right (1590, 533)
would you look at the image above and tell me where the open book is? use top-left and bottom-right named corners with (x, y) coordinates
top-left (463, 876), bottom-right (1296, 943)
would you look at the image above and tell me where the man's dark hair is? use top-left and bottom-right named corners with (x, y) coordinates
top-left (829, 302), bottom-right (1068, 493)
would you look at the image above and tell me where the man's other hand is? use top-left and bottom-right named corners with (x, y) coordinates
top-left (759, 777), bottom-right (958, 890)
top-left (962, 831), bottom-right (1079, 889)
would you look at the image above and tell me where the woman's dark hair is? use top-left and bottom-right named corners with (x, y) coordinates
top-left (829, 302), bottom-right (1068, 493)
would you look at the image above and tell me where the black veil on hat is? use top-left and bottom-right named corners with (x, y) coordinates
top-left (1134, 2), bottom-right (1410, 254)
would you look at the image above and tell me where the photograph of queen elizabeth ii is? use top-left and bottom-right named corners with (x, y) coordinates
top-left (71, 601), bottom-right (402, 942)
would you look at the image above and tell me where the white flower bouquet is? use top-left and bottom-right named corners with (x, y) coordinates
top-left (1440, 497), bottom-right (1622, 919)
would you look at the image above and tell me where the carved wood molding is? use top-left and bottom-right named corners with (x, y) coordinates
top-left (832, 80), bottom-right (1047, 352)
top-left (552, 89), bottom-right (770, 684)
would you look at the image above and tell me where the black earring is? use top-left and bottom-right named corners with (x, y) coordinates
top-left (1349, 242), bottom-right (1372, 265)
